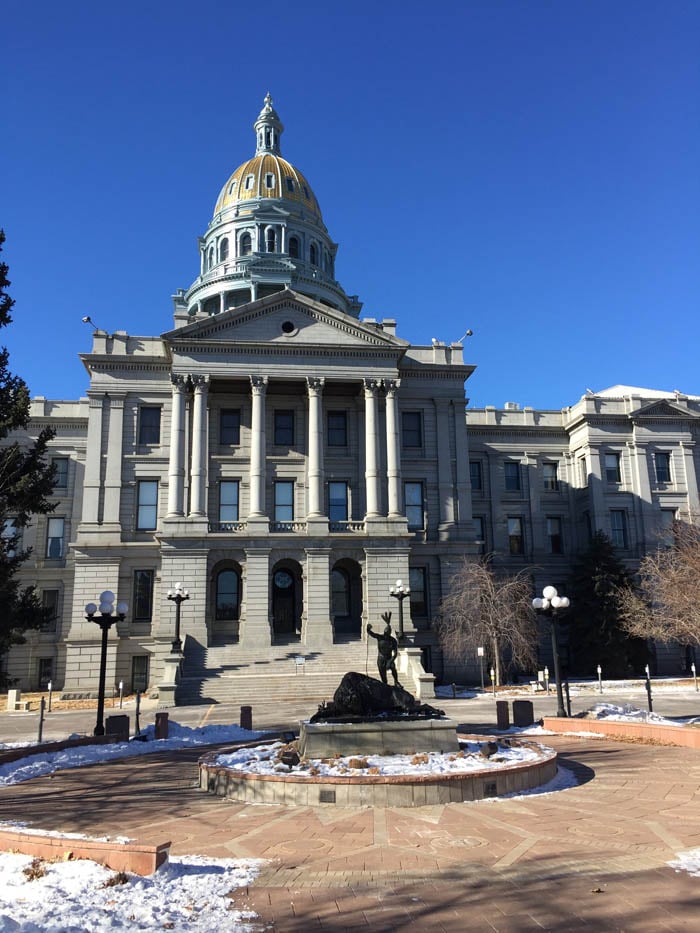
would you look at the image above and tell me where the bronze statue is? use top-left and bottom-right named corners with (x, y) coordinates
top-left (367, 611), bottom-right (401, 687)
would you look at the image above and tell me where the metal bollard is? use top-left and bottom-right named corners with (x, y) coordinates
top-left (240, 705), bottom-right (253, 731)
top-left (38, 696), bottom-right (46, 743)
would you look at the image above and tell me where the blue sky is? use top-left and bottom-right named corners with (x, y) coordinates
top-left (2, 1), bottom-right (698, 409)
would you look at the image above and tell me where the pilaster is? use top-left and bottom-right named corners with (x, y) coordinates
top-left (304, 548), bottom-right (334, 648)
top-left (239, 547), bottom-right (271, 650)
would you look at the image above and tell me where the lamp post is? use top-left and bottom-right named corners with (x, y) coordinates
top-left (166, 582), bottom-right (190, 653)
top-left (389, 579), bottom-right (410, 640)
top-left (85, 591), bottom-right (128, 736)
top-left (532, 585), bottom-right (570, 718)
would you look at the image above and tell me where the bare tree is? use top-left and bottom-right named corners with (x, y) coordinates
top-left (618, 521), bottom-right (700, 649)
top-left (436, 559), bottom-right (539, 685)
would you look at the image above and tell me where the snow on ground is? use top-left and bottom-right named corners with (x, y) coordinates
top-left (0, 721), bottom-right (267, 787)
top-left (213, 738), bottom-right (544, 777)
top-left (669, 849), bottom-right (700, 878)
top-left (0, 852), bottom-right (263, 932)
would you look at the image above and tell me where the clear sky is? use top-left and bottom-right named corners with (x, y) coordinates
top-left (2, 1), bottom-right (698, 410)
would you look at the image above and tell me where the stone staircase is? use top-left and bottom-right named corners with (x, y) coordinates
top-left (175, 637), bottom-right (374, 706)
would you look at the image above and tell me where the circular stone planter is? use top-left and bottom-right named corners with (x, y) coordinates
top-left (199, 736), bottom-right (558, 808)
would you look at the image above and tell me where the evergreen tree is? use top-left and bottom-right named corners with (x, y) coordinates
top-left (0, 230), bottom-right (57, 686)
top-left (566, 531), bottom-right (648, 677)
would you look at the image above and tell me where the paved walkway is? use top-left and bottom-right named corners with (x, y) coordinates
top-left (2, 733), bottom-right (700, 930)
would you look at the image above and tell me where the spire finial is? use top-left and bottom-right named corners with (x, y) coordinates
top-left (254, 93), bottom-right (283, 155)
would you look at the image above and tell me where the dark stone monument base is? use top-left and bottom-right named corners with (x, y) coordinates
top-left (298, 718), bottom-right (459, 758)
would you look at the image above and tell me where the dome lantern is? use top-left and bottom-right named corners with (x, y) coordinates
top-left (254, 92), bottom-right (283, 156)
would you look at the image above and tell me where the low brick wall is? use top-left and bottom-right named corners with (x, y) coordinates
top-left (0, 829), bottom-right (170, 875)
top-left (543, 717), bottom-right (700, 748)
top-left (200, 738), bottom-right (558, 807)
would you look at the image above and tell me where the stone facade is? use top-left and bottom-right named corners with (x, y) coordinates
top-left (5, 99), bottom-right (700, 692)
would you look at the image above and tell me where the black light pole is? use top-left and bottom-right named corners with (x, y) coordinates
top-left (166, 582), bottom-right (190, 653)
top-left (389, 579), bottom-right (410, 640)
top-left (85, 591), bottom-right (128, 737)
top-left (532, 586), bottom-right (570, 718)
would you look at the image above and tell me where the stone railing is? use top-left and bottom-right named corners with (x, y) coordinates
top-left (270, 521), bottom-right (308, 533)
top-left (209, 521), bottom-right (248, 533)
top-left (329, 521), bottom-right (366, 533)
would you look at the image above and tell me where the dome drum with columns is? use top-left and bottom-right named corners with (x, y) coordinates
top-left (178, 94), bottom-right (362, 320)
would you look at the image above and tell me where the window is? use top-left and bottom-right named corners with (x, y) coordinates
top-left (470, 460), bottom-right (483, 491)
top-left (274, 410), bottom-right (294, 446)
top-left (285, 177), bottom-right (295, 193)
top-left (507, 517), bottom-right (524, 555)
top-left (409, 567), bottom-right (427, 617)
top-left (41, 589), bottom-right (59, 632)
top-left (46, 518), bottom-right (64, 559)
top-left (219, 480), bottom-right (239, 524)
top-left (2, 518), bottom-right (18, 549)
top-left (219, 238), bottom-right (229, 262)
top-left (404, 481), bottom-right (424, 530)
top-left (655, 452), bottom-right (671, 484)
top-left (207, 246), bottom-right (214, 269)
top-left (137, 480), bottom-right (158, 530)
top-left (303, 185), bottom-right (310, 199)
top-left (265, 172), bottom-right (275, 189)
top-left (329, 481), bottom-right (348, 523)
top-left (401, 412), bottom-right (423, 449)
top-left (132, 570), bottom-right (154, 623)
top-left (473, 516), bottom-right (486, 554)
top-left (504, 461), bottom-right (521, 491)
top-left (331, 569), bottom-right (350, 617)
top-left (327, 411), bottom-right (348, 447)
top-left (240, 232), bottom-right (252, 256)
top-left (220, 409), bottom-right (241, 445)
top-left (132, 655), bottom-right (149, 693)
top-left (543, 462), bottom-right (559, 491)
top-left (228, 180), bottom-right (237, 195)
top-left (244, 174), bottom-right (254, 190)
top-left (659, 509), bottom-right (677, 547)
top-left (605, 453), bottom-right (621, 484)
top-left (38, 658), bottom-right (53, 690)
top-left (288, 236), bottom-right (300, 259)
top-left (547, 517), bottom-right (563, 554)
top-left (216, 569), bottom-right (240, 620)
top-left (265, 227), bottom-right (276, 252)
top-left (610, 510), bottom-right (628, 548)
top-left (579, 456), bottom-right (588, 487)
top-left (138, 407), bottom-right (161, 445)
top-left (52, 458), bottom-right (69, 489)
top-left (309, 243), bottom-right (318, 265)
top-left (274, 481), bottom-right (294, 522)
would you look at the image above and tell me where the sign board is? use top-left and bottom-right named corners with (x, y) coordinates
top-left (477, 647), bottom-right (485, 657)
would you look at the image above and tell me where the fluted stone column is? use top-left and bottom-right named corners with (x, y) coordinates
top-left (384, 379), bottom-right (401, 518)
top-left (249, 375), bottom-right (268, 520)
top-left (189, 375), bottom-right (210, 517)
top-left (681, 442), bottom-right (700, 514)
top-left (363, 378), bottom-right (381, 518)
top-left (307, 377), bottom-right (325, 518)
top-left (167, 375), bottom-right (187, 517)
top-left (435, 399), bottom-right (455, 536)
top-left (102, 394), bottom-right (126, 527)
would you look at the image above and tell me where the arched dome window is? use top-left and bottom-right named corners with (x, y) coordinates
top-left (207, 246), bottom-right (214, 270)
top-left (309, 243), bottom-right (318, 266)
top-left (215, 569), bottom-right (240, 621)
top-left (266, 227), bottom-right (277, 253)
top-left (288, 236), bottom-right (299, 259)
top-left (219, 238), bottom-right (229, 262)
top-left (239, 232), bottom-right (252, 256)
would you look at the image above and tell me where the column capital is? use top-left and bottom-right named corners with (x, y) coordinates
top-left (363, 377), bottom-right (381, 396)
top-left (384, 378), bottom-right (401, 396)
top-left (171, 374), bottom-right (187, 391)
top-left (306, 376), bottom-right (325, 396)
top-left (107, 393), bottom-right (127, 409)
top-left (250, 375), bottom-right (269, 395)
top-left (190, 374), bottom-right (210, 391)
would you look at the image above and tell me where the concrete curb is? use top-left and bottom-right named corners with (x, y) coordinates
top-left (0, 828), bottom-right (170, 875)
top-left (543, 715), bottom-right (700, 747)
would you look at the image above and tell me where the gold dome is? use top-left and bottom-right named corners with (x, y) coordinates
top-left (213, 153), bottom-right (322, 220)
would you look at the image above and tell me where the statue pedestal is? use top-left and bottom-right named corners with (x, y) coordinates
top-left (298, 718), bottom-right (459, 758)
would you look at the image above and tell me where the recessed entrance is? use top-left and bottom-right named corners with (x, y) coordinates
top-left (272, 562), bottom-right (302, 639)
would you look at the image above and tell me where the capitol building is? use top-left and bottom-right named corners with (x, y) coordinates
top-left (6, 96), bottom-right (700, 697)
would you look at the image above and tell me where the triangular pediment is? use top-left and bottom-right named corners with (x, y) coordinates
top-left (162, 289), bottom-right (407, 351)
top-left (632, 399), bottom-right (698, 421)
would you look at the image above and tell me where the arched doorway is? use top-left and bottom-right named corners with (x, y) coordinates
top-left (271, 561), bottom-right (303, 640)
top-left (210, 561), bottom-right (242, 644)
top-left (331, 558), bottom-right (363, 639)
